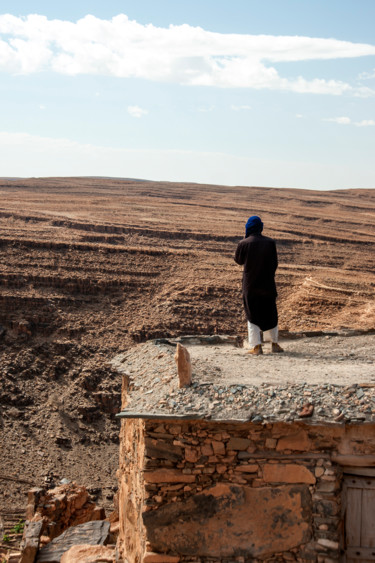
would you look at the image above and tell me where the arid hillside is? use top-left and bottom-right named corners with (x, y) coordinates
top-left (0, 178), bottom-right (374, 533)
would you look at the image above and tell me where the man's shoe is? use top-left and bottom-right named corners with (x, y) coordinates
top-left (248, 344), bottom-right (263, 355)
top-left (272, 342), bottom-right (284, 353)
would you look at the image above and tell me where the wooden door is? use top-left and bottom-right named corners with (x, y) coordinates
top-left (343, 475), bottom-right (375, 562)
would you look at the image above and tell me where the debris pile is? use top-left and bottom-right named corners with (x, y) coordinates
top-left (3, 483), bottom-right (119, 563)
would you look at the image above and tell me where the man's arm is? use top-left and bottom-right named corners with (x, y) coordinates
top-left (272, 241), bottom-right (278, 272)
top-left (234, 240), bottom-right (245, 265)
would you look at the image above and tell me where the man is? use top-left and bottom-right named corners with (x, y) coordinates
top-left (234, 215), bottom-right (283, 355)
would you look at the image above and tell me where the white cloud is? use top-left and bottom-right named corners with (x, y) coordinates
top-left (354, 119), bottom-right (375, 127)
top-left (0, 130), bottom-right (374, 189)
top-left (296, 114), bottom-right (303, 118)
top-left (197, 105), bottom-right (215, 112)
top-left (323, 116), bottom-right (375, 126)
top-left (358, 69), bottom-right (375, 80)
top-left (0, 14), bottom-right (375, 95)
top-left (231, 105), bottom-right (251, 111)
top-left (127, 105), bottom-right (148, 118)
top-left (324, 116), bottom-right (351, 124)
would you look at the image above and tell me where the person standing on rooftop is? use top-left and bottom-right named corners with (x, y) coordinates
top-left (234, 215), bottom-right (284, 355)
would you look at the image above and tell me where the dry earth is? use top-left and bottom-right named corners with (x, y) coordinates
top-left (0, 177), bottom-right (374, 537)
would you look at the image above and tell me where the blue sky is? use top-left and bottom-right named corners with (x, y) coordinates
top-left (0, 0), bottom-right (374, 189)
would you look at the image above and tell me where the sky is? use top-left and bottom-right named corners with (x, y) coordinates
top-left (0, 1), bottom-right (375, 189)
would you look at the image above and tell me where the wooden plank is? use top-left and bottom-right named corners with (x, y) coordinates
top-left (333, 455), bottom-right (375, 467)
top-left (116, 411), bottom-right (205, 420)
top-left (361, 489), bottom-right (375, 548)
top-left (346, 486), bottom-right (362, 547)
top-left (344, 468), bottom-right (375, 478)
top-left (347, 546), bottom-right (375, 560)
top-left (345, 477), bottom-right (375, 490)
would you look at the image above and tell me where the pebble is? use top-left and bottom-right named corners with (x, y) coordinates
top-left (356, 388), bottom-right (364, 399)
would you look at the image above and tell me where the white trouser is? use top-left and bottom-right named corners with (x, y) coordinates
top-left (247, 321), bottom-right (278, 348)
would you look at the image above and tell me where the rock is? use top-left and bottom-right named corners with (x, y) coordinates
top-left (263, 464), bottom-right (316, 484)
top-left (174, 344), bottom-right (192, 388)
top-left (265, 438), bottom-right (277, 449)
top-left (7, 552), bottom-right (22, 563)
top-left (184, 447), bottom-right (199, 463)
top-left (26, 483), bottom-right (105, 539)
top-left (276, 430), bottom-right (311, 452)
top-left (235, 464), bottom-right (258, 474)
top-left (37, 521), bottom-right (110, 563)
top-left (143, 469), bottom-right (196, 484)
top-left (143, 483), bottom-right (311, 558)
top-left (20, 520), bottom-right (43, 563)
top-left (145, 438), bottom-right (183, 462)
top-left (211, 441), bottom-right (225, 455)
top-left (226, 437), bottom-right (251, 451)
top-left (315, 467), bottom-right (325, 478)
top-left (356, 388), bottom-right (364, 399)
top-left (143, 553), bottom-right (180, 563)
top-left (60, 545), bottom-right (115, 563)
top-left (317, 538), bottom-right (339, 550)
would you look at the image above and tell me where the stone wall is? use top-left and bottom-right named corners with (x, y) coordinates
top-left (118, 418), bottom-right (146, 563)
top-left (118, 419), bottom-right (375, 563)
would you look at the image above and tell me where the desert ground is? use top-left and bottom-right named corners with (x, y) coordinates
top-left (0, 177), bottom-right (374, 538)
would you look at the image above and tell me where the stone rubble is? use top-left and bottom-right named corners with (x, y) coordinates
top-left (112, 339), bottom-right (375, 425)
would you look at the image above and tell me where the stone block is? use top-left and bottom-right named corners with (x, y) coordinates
top-left (314, 500), bottom-right (339, 517)
top-left (276, 430), bottom-right (312, 452)
top-left (265, 438), bottom-right (277, 449)
top-left (235, 465), bottom-right (258, 473)
top-left (20, 520), bottom-right (43, 563)
top-left (185, 447), bottom-right (199, 463)
top-left (60, 545), bottom-right (115, 563)
top-left (237, 452), bottom-right (252, 460)
top-left (143, 553), bottom-right (180, 563)
top-left (211, 441), bottom-right (225, 455)
top-left (174, 344), bottom-right (192, 388)
top-left (7, 552), bottom-right (22, 563)
top-left (317, 539), bottom-right (339, 551)
top-left (201, 444), bottom-right (213, 456)
top-left (145, 438), bottom-right (183, 462)
top-left (36, 521), bottom-right (110, 563)
top-left (144, 469), bottom-right (196, 484)
top-left (315, 481), bottom-right (338, 493)
top-left (226, 437), bottom-right (251, 451)
top-left (143, 482), bottom-right (312, 558)
top-left (263, 464), bottom-right (316, 484)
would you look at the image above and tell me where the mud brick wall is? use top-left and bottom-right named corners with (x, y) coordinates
top-left (118, 420), bottom-right (375, 563)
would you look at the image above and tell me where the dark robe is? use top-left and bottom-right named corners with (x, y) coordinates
top-left (234, 233), bottom-right (278, 331)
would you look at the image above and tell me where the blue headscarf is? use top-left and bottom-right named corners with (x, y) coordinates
top-left (245, 215), bottom-right (263, 238)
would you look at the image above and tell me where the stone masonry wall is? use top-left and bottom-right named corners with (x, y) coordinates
top-left (120, 420), bottom-right (375, 563)
top-left (118, 418), bottom-right (146, 563)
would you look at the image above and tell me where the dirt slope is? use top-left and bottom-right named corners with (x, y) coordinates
top-left (0, 178), bottom-right (374, 532)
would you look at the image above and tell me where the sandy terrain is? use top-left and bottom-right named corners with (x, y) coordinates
top-left (0, 177), bottom-right (374, 538)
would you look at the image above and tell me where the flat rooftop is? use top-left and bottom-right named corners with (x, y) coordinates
top-left (113, 333), bottom-right (375, 425)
